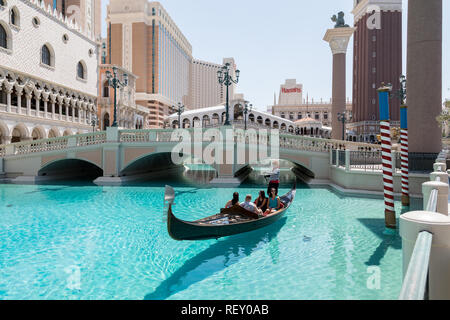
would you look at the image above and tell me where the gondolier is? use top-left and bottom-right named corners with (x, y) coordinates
top-left (266, 161), bottom-right (280, 196)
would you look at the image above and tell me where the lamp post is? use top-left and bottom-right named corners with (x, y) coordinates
top-left (171, 102), bottom-right (184, 128)
top-left (397, 75), bottom-right (410, 206)
top-left (217, 63), bottom-right (240, 126)
top-left (105, 66), bottom-right (128, 128)
top-left (91, 114), bottom-right (98, 132)
top-left (337, 111), bottom-right (352, 141)
top-left (244, 101), bottom-right (252, 131)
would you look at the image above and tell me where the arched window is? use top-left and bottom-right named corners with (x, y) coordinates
top-left (0, 23), bottom-right (9, 49)
top-left (77, 62), bottom-right (84, 79)
top-left (10, 7), bottom-right (19, 27)
top-left (41, 45), bottom-right (51, 66)
top-left (103, 81), bottom-right (109, 97)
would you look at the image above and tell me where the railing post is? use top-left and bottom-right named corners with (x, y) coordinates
top-left (106, 126), bottom-right (120, 142)
top-left (400, 211), bottom-right (450, 299)
top-left (149, 130), bottom-right (157, 141)
top-left (335, 149), bottom-right (339, 166)
top-left (329, 148), bottom-right (333, 166)
top-left (434, 162), bottom-right (447, 172)
top-left (345, 149), bottom-right (350, 172)
top-left (5, 144), bottom-right (14, 156)
top-left (422, 181), bottom-right (449, 216)
top-left (430, 171), bottom-right (449, 184)
top-left (67, 136), bottom-right (77, 148)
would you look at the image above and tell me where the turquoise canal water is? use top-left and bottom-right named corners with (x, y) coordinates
top-left (0, 179), bottom-right (419, 300)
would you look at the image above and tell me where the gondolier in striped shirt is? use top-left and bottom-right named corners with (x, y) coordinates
top-left (265, 161), bottom-right (280, 196)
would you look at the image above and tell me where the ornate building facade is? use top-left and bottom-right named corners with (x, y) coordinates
top-left (0, 0), bottom-right (98, 144)
top-left (97, 64), bottom-right (149, 131)
top-left (43, 0), bottom-right (102, 40)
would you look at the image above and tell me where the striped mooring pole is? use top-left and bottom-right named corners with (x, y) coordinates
top-left (400, 105), bottom-right (410, 206)
top-left (378, 84), bottom-right (396, 229)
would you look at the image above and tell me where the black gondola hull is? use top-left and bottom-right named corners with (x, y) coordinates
top-left (166, 184), bottom-right (296, 241)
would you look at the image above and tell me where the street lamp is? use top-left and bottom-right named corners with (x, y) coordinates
top-left (244, 101), bottom-right (252, 131)
top-left (91, 114), bottom-right (98, 132)
top-left (397, 75), bottom-right (407, 105)
top-left (105, 66), bottom-right (128, 127)
top-left (337, 111), bottom-right (352, 141)
top-left (217, 63), bottom-right (240, 126)
top-left (171, 102), bottom-right (185, 128)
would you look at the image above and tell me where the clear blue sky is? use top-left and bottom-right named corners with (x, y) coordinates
top-left (102, 0), bottom-right (449, 111)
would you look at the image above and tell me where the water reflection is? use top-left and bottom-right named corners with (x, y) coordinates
top-left (144, 218), bottom-right (286, 300)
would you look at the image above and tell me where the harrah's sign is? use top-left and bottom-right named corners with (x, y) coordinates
top-left (281, 87), bottom-right (302, 94)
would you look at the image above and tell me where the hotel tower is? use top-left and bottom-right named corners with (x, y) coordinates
top-left (106, 0), bottom-right (235, 127)
top-left (349, 0), bottom-right (402, 143)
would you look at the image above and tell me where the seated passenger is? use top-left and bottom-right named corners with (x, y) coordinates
top-left (254, 190), bottom-right (268, 212)
top-left (263, 188), bottom-right (281, 217)
top-left (240, 195), bottom-right (263, 216)
top-left (225, 192), bottom-right (240, 208)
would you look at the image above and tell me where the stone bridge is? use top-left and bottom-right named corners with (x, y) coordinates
top-left (0, 126), bottom-right (380, 186)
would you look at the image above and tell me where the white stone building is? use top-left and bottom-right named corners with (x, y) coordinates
top-left (0, 0), bottom-right (98, 144)
top-left (165, 94), bottom-right (331, 139)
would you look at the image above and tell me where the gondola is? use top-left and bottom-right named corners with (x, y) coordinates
top-left (164, 183), bottom-right (296, 241)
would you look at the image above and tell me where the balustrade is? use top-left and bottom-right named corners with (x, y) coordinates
top-left (0, 127), bottom-right (381, 157)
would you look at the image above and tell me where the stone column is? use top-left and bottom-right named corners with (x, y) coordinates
top-left (50, 95), bottom-right (56, 120)
top-left (407, 0), bottom-right (443, 168)
top-left (25, 91), bottom-right (32, 116)
top-left (57, 96), bottom-right (64, 120)
top-left (5, 84), bottom-right (12, 113)
top-left (78, 102), bottom-right (83, 124)
top-left (42, 92), bottom-right (49, 119)
top-left (64, 98), bottom-right (70, 122)
top-left (323, 27), bottom-right (355, 140)
top-left (34, 90), bottom-right (42, 116)
top-left (16, 87), bottom-right (23, 114)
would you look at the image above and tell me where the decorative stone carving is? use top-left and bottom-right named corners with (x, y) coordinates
top-left (323, 27), bottom-right (355, 55)
top-left (331, 12), bottom-right (350, 28)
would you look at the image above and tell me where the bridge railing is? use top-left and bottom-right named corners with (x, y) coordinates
top-left (0, 127), bottom-right (381, 157)
top-left (331, 149), bottom-right (400, 172)
top-left (1, 131), bottom-right (107, 157)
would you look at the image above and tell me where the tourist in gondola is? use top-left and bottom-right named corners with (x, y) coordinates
top-left (225, 192), bottom-right (240, 208)
top-left (240, 195), bottom-right (263, 216)
top-left (254, 190), bottom-right (268, 212)
top-left (263, 188), bottom-right (281, 217)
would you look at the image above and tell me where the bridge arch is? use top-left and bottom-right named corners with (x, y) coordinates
top-left (120, 151), bottom-right (194, 177)
top-left (38, 158), bottom-right (104, 179)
